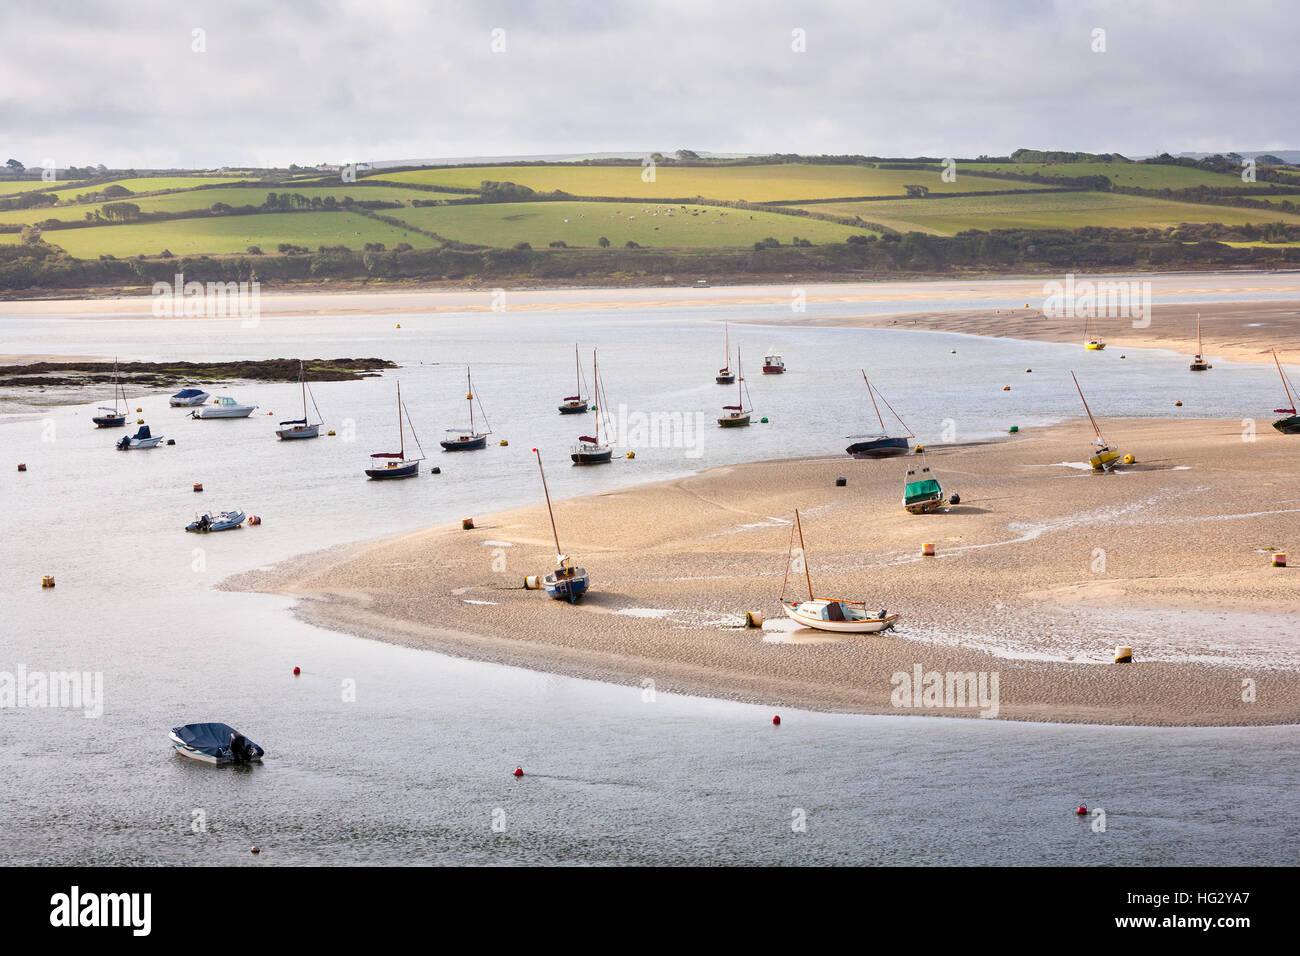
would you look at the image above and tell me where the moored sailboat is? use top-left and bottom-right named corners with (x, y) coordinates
top-left (846, 371), bottom-right (912, 457)
top-left (571, 348), bottom-right (614, 464)
top-left (1084, 313), bottom-right (1106, 350)
top-left (779, 509), bottom-right (898, 633)
top-left (1270, 349), bottom-right (1300, 434)
top-left (903, 457), bottom-right (955, 514)
top-left (92, 358), bottom-right (128, 428)
top-left (715, 322), bottom-right (735, 384)
top-left (558, 343), bottom-right (590, 414)
top-left (441, 366), bottom-right (492, 451)
top-left (534, 448), bottom-right (590, 603)
top-left (1072, 371), bottom-right (1123, 470)
top-left (1189, 314), bottom-right (1212, 371)
top-left (276, 360), bottom-right (325, 439)
top-left (717, 348), bottom-right (752, 427)
top-left (365, 381), bottom-right (425, 479)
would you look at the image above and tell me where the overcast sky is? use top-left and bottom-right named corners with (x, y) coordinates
top-left (2, 0), bottom-right (1295, 169)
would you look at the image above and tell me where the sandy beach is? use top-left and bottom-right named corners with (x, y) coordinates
top-left (228, 417), bottom-right (1300, 727)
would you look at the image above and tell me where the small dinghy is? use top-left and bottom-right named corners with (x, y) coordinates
top-left (169, 722), bottom-right (264, 765)
top-left (116, 424), bottom-right (163, 450)
top-left (170, 387), bottom-right (211, 407)
top-left (185, 510), bottom-right (246, 533)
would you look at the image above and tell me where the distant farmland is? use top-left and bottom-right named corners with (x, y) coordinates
top-left (963, 162), bottom-right (1272, 191)
top-left (38, 211), bottom-right (438, 258)
top-left (374, 164), bottom-right (1050, 202)
top-left (796, 192), bottom-right (1300, 235)
top-left (387, 200), bottom-right (871, 248)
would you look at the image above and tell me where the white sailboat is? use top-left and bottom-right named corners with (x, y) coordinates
top-left (571, 348), bottom-right (614, 463)
top-left (779, 509), bottom-right (898, 633)
top-left (276, 360), bottom-right (325, 439)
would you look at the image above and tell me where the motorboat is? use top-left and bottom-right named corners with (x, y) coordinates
top-left (115, 425), bottom-right (163, 450)
top-left (762, 352), bottom-right (785, 374)
top-left (185, 510), bottom-right (246, 532)
top-left (191, 395), bottom-right (257, 419)
top-left (169, 388), bottom-right (210, 407)
top-left (169, 722), bottom-right (264, 764)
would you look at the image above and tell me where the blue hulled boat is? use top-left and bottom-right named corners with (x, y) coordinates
top-left (846, 371), bottom-right (913, 458)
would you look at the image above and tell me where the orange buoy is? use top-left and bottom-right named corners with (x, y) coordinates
top-left (251, 846), bottom-right (260, 854)
top-left (513, 767), bottom-right (524, 777)
top-left (463, 518), bottom-right (475, 530)
top-left (1273, 552), bottom-right (1287, 568)
top-left (248, 515), bottom-right (261, 525)
top-left (41, 574), bottom-right (55, 588)
top-left (772, 715), bottom-right (781, 725)
top-left (1174, 401), bottom-right (1182, 407)
top-left (1002, 385), bottom-right (1011, 391)
top-left (193, 482), bottom-right (203, 492)
top-left (922, 542), bottom-right (936, 557)
top-left (395, 323), bottom-right (401, 329)
top-left (1075, 805), bottom-right (1087, 815)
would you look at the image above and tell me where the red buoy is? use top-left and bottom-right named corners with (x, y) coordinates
top-left (1075, 805), bottom-right (1087, 815)
top-left (293, 666), bottom-right (301, 676)
top-left (772, 715), bottom-right (781, 725)
top-left (513, 767), bottom-right (524, 777)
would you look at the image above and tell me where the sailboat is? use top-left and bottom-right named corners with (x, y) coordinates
top-left (846, 371), bottom-right (912, 457)
top-left (276, 360), bottom-right (324, 439)
top-left (365, 381), bottom-right (424, 479)
top-left (779, 509), bottom-right (898, 633)
top-left (571, 348), bottom-right (614, 464)
top-left (558, 343), bottom-right (589, 415)
top-left (1071, 371), bottom-right (1122, 470)
top-left (534, 448), bottom-right (590, 603)
top-left (717, 348), bottom-right (753, 427)
top-left (441, 367), bottom-right (492, 451)
top-left (1189, 314), bottom-right (1212, 371)
top-left (1084, 313), bottom-right (1106, 350)
top-left (92, 358), bottom-right (128, 428)
top-left (715, 322), bottom-right (735, 384)
top-left (1270, 349), bottom-right (1300, 434)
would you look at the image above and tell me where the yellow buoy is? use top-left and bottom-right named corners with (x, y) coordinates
top-left (922, 542), bottom-right (936, 557)
top-left (1114, 646), bottom-right (1133, 663)
top-left (41, 574), bottom-right (55, 588)
top-left (466, 393), bottom-right (473, 400)
top-left (745, 611), bottom-right (763, 628)
top-left (626, 450), bottom-right (635, 459)
top-left (136, 407), bottom-right (142, 413)
top-left (499, 439), bottom-right (508, 446)
top-left (914, 445), bottom-right (925, 454)
top-left (1122, 453), bottom-right (1135, 464)
top-left (524, 575), bottom-right (542, 590)
top-left (395, 323), bottom-right (401, 328)
top-left (137, 418), bottom-right (144, 424)
top-left (327, 430), bottom-right (336, 436)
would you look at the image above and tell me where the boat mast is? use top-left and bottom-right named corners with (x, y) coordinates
top-left (862, 370), bottom-right (886, 432)
top-left (300, 360), bottom-right (307, 417)
top-left (737, 348), bottom-right (743, 406)
top-left (1071, 371), bottom-right (1104, 442)
top-left (467, 366), bottom-right (475, 434)
top-left (723, 322), bottom-right (730, 372)
top-left (397, 381), bottom-right (405, 459)
top-left (794, 508), bottom-right (814, 601)
top-left (534, 448), bottom-right (563, 558)
top-left (1196, 314), bottom-right (1203, 357)
top-left (575, 343), bottom-right (581, 397)
top-left (1274, 349), bottom-right (1297, 412)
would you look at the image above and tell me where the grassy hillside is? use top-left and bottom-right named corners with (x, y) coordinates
top-left (386, 200), bottom-right (870, 248)
top-left (38, 211), bottom-right (437, 258)
top-left (375, 164), bottom-right (1049, 201)
top-left (796, 192), bottom-right (1300, 235)
top-left (964, 162), bottom-right (1269, 191)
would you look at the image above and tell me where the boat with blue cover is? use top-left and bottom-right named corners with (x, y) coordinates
top-left (169, 387), bottom-right (210, 407)
top-left (846, 371), bottom-right (913, 458)
top-left (169, 722), bottom-right (264, 764)
top-left (185, 510), bottom-right (246, 532)
top-left (116, 424), bottom-right (164, 450)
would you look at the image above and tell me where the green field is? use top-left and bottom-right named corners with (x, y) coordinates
top-left (36, 211), bottom-right (439, 258)
top-left (797, 192), bottom-right (1300, 235)
top-left (964, 162), bottom-right (1268, 191)
top-left (43, 176), bottom-right (258, 199)
top-left (375, 164), bottom-right (1049, 202)
top-left (0, 185), bottom-right (472, 226)
top-left (1236, 193), bottom-right (1300, 205)
top-left (384, 200), bottom-right (871, 248)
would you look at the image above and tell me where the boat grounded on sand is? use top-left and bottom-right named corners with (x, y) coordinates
top-left (846, 371), bottom-right (913, 458)
top-left (191, 395), bottom-right (257, 419)
top-left (169, 722), bottom-right (264, 764)
top-left (1270, 348), bottom-right (1300, 434)
top-left (1072, 371), bottom-right (1123, 470)
top-left (558, 343), bottom-right (590, 415)
top-left (717, 348), bottom-right (753, 427)
top-left (1084, 313), bottom-right (1106, 350)
top-left (779, 509), bottom-right (898, 633)
top-left (276, 360), bottom-right (325, 439)
top-left (115, 424), bottom-right (163, 450)
top-left (1189, 314), bottom-right (1212, 371)
top-left (571, 349), bottom-right (614, 464)
top-left (535, 448), bottom-right (590, 603)
top-left (169, 387), bottom-right (210, 407)
top-left (92, 358), bottom-right (128, 428)
top-left (366, 381), bottom-right (425, 479)
top-left (762, 352), bottom-right (785, 374)
top-left (715, 322), bottom-right (735, 384)
top-left (441, 367), bottom-right (492, 451)
top-left (185, 510), bottom-right (246, 532)
top-left (903, 458), bottom-right (957, 514)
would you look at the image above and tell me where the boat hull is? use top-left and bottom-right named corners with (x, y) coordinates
top-left (781, 601), bottom-right (898, 634)
top-left (715, 374), bottom-right (735, 385)
top-left (544, 569), bottom-right (589, 603)
top-left (1085, 341), bottom-right (1106, 350)
top-left (440, 434), bottom-right (488, 451)
top-left (116, 437), bottom-right (163, 450)
top-left (93, 416), bottom-right (126, 428)
top-left (194, 408), bottom-right (255, 419)
top-left (762, 366), bottom-right (784, 374)
top-left (1089, 448), bottom-right (1122, 470)
top-left (718, 414), bottom-right (751, 427)
top-left (276, 424), bottom-right (320, 440)
top-left (366, 462), bottom-right (420, 479)
top-left (904, 498), bottom-right (944, 515)
top-left (1189, 360), bottom-right (1211, 371)
top-left (170, 391), bottom-right (211, 407)
top-left (1272, 415), bottom-right (1300, 434)
top-left (186, 511), bottom-right (245, 532)
top-left (847, 436), bottom-right (910, 458)
top-left (558, 402), bottom-right (588, 415)
top-left (571, 445), bottom-right (613, 464)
